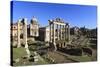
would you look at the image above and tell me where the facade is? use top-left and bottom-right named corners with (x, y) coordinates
top-left (11, 23), bottom-right (25, 41)
top-left (11, 23), bottom-right (17, 37)
top-left (11, 17), bottom-right (71, 51)
top-left (39, 26), bottom-right (50, 42)
top-left (30, 17), bottom-right (39, 37)
top-left (48, 18), bottom-right (70, 50)
top-left (70, 26), bottom-right (80, 35)
top-left (11, 17), bottom-right (39, 47)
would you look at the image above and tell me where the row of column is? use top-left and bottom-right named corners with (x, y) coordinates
top-left (49, 22), bottom-right (70, 50)
top-left (49, 23), bottom-right (70, 42)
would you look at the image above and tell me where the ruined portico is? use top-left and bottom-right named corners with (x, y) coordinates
top-left (49, 18), bottom-right (70, 51)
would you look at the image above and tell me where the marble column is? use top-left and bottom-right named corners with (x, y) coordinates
top-left (65, 24), bottom-right (68, 41)
top-left (22, 18), bottom-right (27, 48)
top-left (59, 43), bottom-right (61, 47)
top-left (62, 25), bottom-right (65, 40)
top-left (30, 23), bottom-right (33, 36)
top-left (60, 25), bottom-right (62, 40)
top-left (50, 23), bottom-right (52, 42)
top-left (62, 43), bottom-right (65, 48)
top-left (17, 19), bottom-right (21, 48)
top-left (23, 18), bottom-right (30, 58)
top-left (53, 23), bottom-right (57, 51)
top-left (68, 24), bottom-right (70, 43)
top-left (57, 24), bottom-right (59, 40)
top-left (64, 25), bottom-right (66, 40)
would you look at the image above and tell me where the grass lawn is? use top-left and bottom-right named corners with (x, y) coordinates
top-left (13, 47), bottom-right (27, 60)
top-left (13, 47), bottom-right (30, 66)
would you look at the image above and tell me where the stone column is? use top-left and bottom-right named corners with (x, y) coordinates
top-left (30, 23), bottom-right (32, 36)
top-left (50, 23), bottom-right (52, 42)
top-left (63, 25), bottom-right (66, 40)
top-left (23, 18), bottom-right (30, 58)
top-left (22, 18), bottom-right (27, 48)
top-left (17, 19), bottom-right (21, 48)
top-left (53, 23), bottom-right (57, 51)
top-left (62, 25), bottom-right (65, 40)
top-left (62, 43), bottom-right (65, 48)
top-left (60, 25), bottom-right (62, 40)
top-left (65, 24), bottom-right (68, 41)
top-left (68, 24), bottom-right (70, 44)
top-left (57, 24), bottom-right (59, 40)
top-left (59, 43), bottom-right (61, 47)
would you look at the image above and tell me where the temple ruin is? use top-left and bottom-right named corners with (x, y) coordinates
top-left (48, 18), bottom-right (70, 51)
top-left (15, 17), bottom-right (71, 51)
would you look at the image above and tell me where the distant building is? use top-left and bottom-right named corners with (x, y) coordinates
top-left (11, 17), bottom-right (39, 41)
top-left (11, 23), bottom-right (25, 41)
top-left (39, 26), bottom-right (50, 42)
top-left (70, 26), bottom-right (80, 35)
top-left (11, 23), bottom-right (17, 37)
top-left (29, 17), bottom-right (39, 37)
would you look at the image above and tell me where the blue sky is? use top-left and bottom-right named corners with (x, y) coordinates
top-left (11, 1), bottom-right (97, 29)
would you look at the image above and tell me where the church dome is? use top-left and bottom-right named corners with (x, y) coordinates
top-left (31, 17), bottom-right (38, 24)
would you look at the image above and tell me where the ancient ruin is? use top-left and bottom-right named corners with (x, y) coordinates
top-left (17, 18), bottom-right (30, 58)
top-left (11, 17), bottom-right (97, 66)
top-left (49, 18), bottom-right (70, 51)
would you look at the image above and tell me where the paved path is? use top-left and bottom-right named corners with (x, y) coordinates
top-left (47, 51), bottom-right (76, 63)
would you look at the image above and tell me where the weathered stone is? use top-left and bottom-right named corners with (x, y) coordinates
top-left (17, 19), bottom-right (21, 48)
top-left (49, 18), bottom-right (70, 50)
top-left (15, 58), bottom-right (20, 63)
